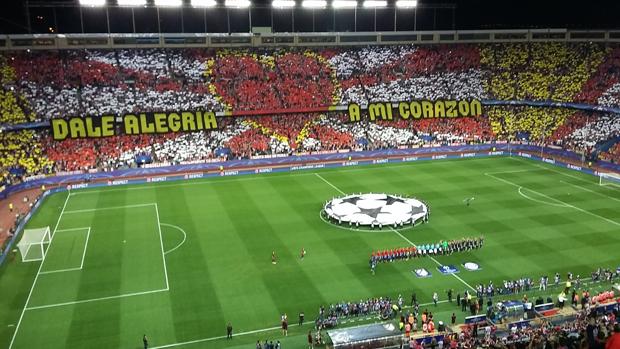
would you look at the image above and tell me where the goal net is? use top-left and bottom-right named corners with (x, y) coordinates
top-left (599, 172), bottom-right (620, 187)
top-left (17, 227), bottom-right (51, 262)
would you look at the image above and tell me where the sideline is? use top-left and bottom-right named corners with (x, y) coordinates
top-left (8, 191), bottom-right (72, 348)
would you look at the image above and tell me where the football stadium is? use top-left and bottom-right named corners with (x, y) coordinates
top-left (0, 1), bottom-right (619, 348)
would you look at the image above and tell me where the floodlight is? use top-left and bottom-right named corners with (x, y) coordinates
top-left (332, 0), bottom-right (357, 7)
top-left (395, 0), bottom-right (416, 7)
top-left (302, 0), bottom-right (326, 8)
top-left (117, 0), bottom-right (147, 6)
top-left (79, 0), bottom-right (106, 6)
top-left (225, 0), bottom-right (251, 7)
top-left (155, 0), bottom-right (182, 6)
top-left (191, 0), bottom-right (217, 6)
top-left (272, 0), bottom-right (295, 7)
top-left (362, 0), bottom-right (386, 7)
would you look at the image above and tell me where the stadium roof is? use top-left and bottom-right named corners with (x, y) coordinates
top-left (0, 0), bottom-right (618, 34)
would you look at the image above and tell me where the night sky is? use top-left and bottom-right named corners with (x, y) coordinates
top-left (0, 0), bottom-right (618, 34)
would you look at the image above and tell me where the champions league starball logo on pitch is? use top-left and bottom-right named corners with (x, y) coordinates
top-left (463, 262), bottom-right (481, 271)
top-left (322, 193), bottom-right (429, 229)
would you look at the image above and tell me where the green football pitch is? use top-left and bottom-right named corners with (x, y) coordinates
top-left (1, 156), bottom-right (619, 349)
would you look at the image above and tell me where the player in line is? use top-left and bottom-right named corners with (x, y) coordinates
top-left (369, 236), bottom-right (484, 264)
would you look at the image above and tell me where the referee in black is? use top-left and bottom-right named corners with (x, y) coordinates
top-left (143, 335), bottom-right (148, 349)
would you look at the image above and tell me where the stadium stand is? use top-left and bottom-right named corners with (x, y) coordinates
top-left (1, 45), bottom-right (620, 170)
top-left (2, 44), bottom-right (620, 174)
top-left (2, 39), bottom-right (620, 349)
top-left (3, 42), bottom-right (620, 249)
top-left (600, 142), bottom-right (620, 164)
top-left (447, 309), bottom-right (618, 349)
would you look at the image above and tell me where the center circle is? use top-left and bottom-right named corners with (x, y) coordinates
top-left (322, 193), bottom-right (429, 229)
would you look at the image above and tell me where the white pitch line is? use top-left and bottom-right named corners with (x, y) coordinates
top-left (70, 173), bottom-right (317, 196)
top-left (391, 227), bottom-right (476, 292)
top-left (39, 227), bottom-right (90, 275)
top-left (9, 190), bottom-right (72, 349)
top-left (39, 267), bottom-right (82, 275)
top-left (155, 204), bottom-right (170, 291)
top-left (149, 325), bottom-right (283, 349)
top-left (80, 228), bottom-right (91, 269)
top-left (68, 157), bottom-right (515, 196)
top-left (517, 187), bottom-right (569, 208)
top-left (517, 157), bottom-right (620, 196)
top-left (154, 275), bottom-right (593, 349)
top-left (161, 223), bottom-right (187, 255)
top-left (485, 173), bottom-right (620, 227)
top-left (532, 163), bottom-right (594, 183)
top-left (25, 288), bottom-right (169, 311)
top-left (150, 299), bottom-right (444, 349)
top-left (63, 203), bottom-right (156, 214)
top-left (559, 180), bottom-right (620, 203)
top-left (154, 277), bottom-right (599, 349)
top-left (483, 169), bottom-right (541, 175)
top-left (314, 173), bottom-right (345, 194)
top-left (314, 173), bottom-right (476, 292)
top-left (532, 162), bottom-right (620, 193)
top-left (55, 227), bottom-right (91, 232)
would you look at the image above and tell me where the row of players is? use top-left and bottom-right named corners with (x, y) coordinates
top-left (369, 236), bottom-right (484, 264)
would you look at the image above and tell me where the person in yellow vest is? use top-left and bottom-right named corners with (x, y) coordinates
top-left (41, 185), bottom-right (46, 192)
top-left (9, 202), bottom-right (13, 212)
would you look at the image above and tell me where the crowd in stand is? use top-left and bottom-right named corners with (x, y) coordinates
top-left (1, 43), bottom-right (620, 185)
top-left (601, 143), bottom-right (620, 164)
top-left (449, 309), bottom-right (619, 349)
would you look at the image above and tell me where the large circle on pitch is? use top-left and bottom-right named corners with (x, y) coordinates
top-left (322, 193), bottom-right (429, 229)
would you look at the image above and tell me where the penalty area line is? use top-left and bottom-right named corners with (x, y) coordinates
top-left (63, 203), bottom-right (157, 214)
top-left (161, 223), bottom-right (187, 255)
top-left (314, 173), bottom-right (476, 292)
top-left (25, 288), bottom-right (169, 311)
top-left (485, 173), bottom-right (620, 227)
top-left (559, 180), bottom-right (620, 203)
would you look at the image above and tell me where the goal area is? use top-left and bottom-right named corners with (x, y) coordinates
top-left (599, 172), bottom-right (620, 187)
top-left (17, 227), bottom-right (51, 262)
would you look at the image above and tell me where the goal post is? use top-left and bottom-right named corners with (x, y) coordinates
top-left (599, 172), bottom-right (620, 187)
top-left (17, 227), bottom-right (51, 262)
